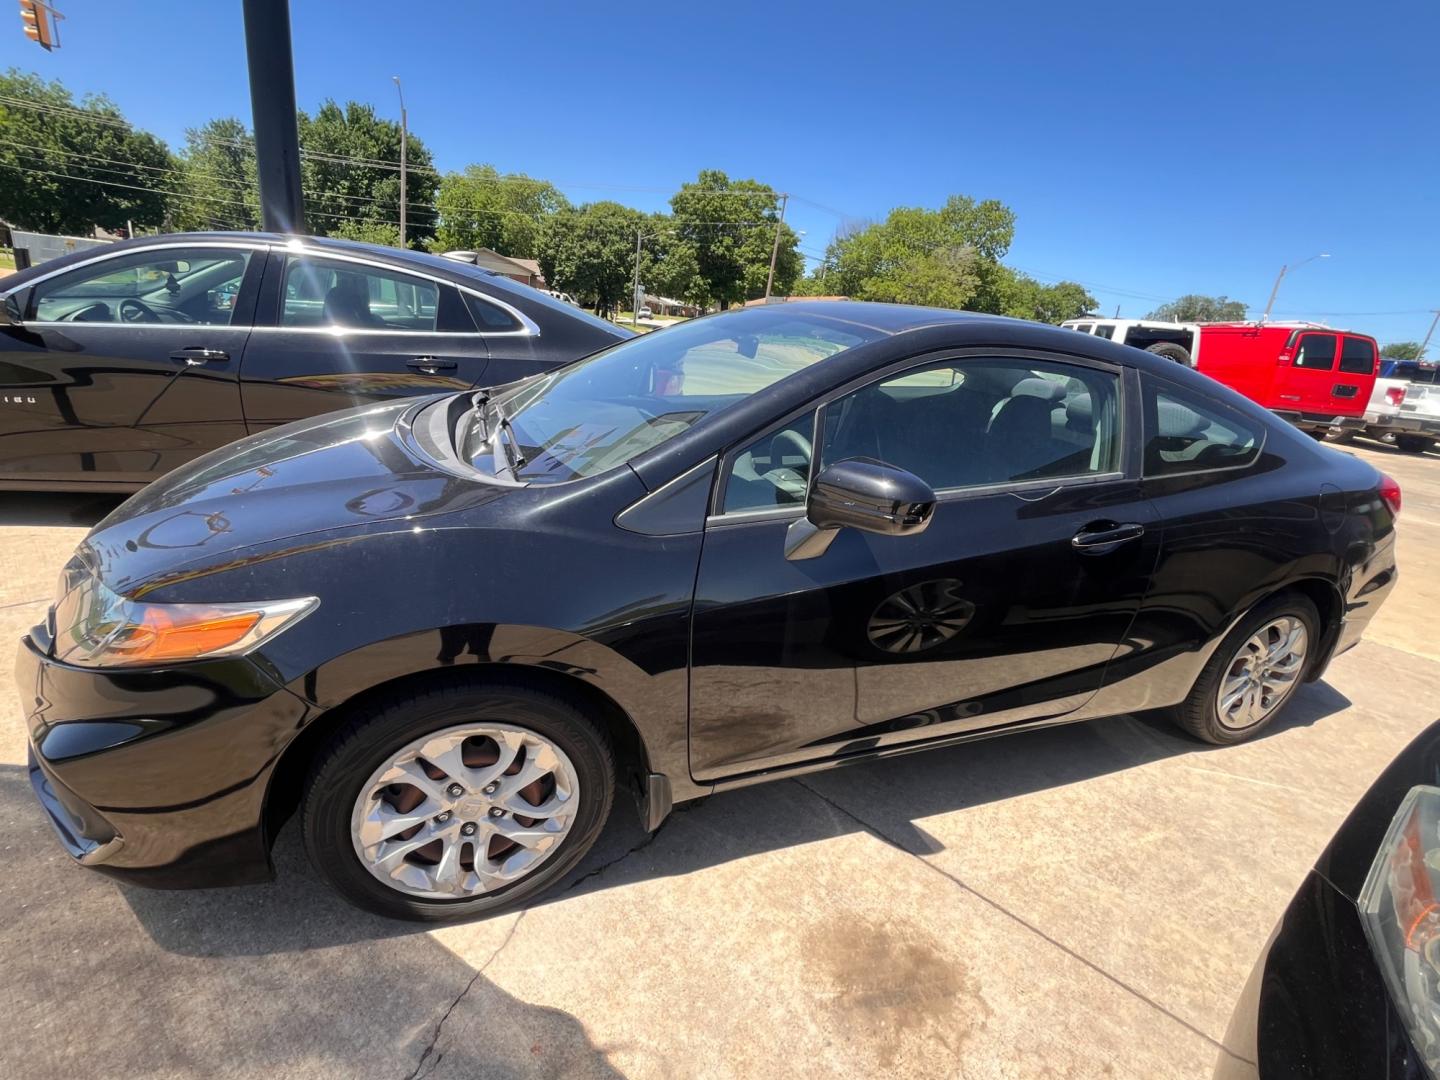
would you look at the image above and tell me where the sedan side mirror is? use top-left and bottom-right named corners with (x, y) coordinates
top-left (0, 293), bottom-right (23, 327)
top-left (785, 457), bottom-right (936, 561)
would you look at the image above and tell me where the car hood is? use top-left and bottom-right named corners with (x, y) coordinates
top-left (82, 397), bottom-right (509, 593)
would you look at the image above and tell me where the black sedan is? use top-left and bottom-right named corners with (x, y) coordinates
top-left (0, 232), bottom-right (628, 491)
top-left (1217, 717), bottom-right (1440, 1080)
top-left (17, 302), bottom-right (1399, 921)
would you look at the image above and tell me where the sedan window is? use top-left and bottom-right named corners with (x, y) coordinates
top-left (819, 358), bottom-right (1121, 492)
top-left (282, 255), bottom-right (438, 331)
top-left (1143, 379), bottom-right (1263, 475)
top-left (33, 248), bottom-right (252, 326)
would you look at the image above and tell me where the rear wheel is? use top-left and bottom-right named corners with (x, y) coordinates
top-left (1323, 427), bottom-right (1356, 444)
top-left (1396, 433), bottom-right (1434, 454)
top-left (1144, 342), bottom-right (1193, 366)
top-left (301, 681), bottom-right (615, 922)
top-left (1170, 593), bottom-right (1318, 745)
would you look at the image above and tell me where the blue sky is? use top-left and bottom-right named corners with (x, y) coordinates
top-left (4, 0), bottom-right (1438, 344)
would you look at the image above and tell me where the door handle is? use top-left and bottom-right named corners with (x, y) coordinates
top-left (407, 356), bottom-right (457, 372)
top-left (170, 347), bottom-right (229, 366)
top-left (1071, 521), bottom-right (1145, 554)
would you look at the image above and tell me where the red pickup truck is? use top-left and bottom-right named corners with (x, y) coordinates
top-left (1062, 318), bottom-right (1380, 435)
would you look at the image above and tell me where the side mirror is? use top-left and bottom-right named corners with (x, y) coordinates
top-left (785, 458), bottom-right (935, 561)
top-left (0, 293), bottom-right (22, 327)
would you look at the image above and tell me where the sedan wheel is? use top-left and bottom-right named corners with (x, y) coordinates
top-left (1214, 617), bottom-right (1308, 731)
top-left (1171, 593), bottom-right (1319, 745)
top-left (303, 683), bottom-right (614, 921)
top-left (351, 723), bottom-right (581, 900)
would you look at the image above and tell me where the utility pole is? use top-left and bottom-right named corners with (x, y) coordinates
top-left (1417, 310), bottom-right (1440, 362)
top-left (243, 0), bottom-right (304, 233)
top-left (393, 76), bottom-right (407, 249)
top-left (764, 193), bottom-right (790, 300)
top-left (1261, 252), bottom-right (1329, 323)
top-left (632, 229), bottom-right (643, 327)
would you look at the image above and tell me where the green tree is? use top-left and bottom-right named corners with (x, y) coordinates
top-left (172, 118), bottom-right (261, 231)
top-left (1381, 341), bottom-right (1425, 361)
top-left (297, 100), bottom-right (438, 246)
top-left (1145, 294), bottom-right (1248, 322)
top-left (0, 69), bottom-right (174, 233)
top-left (538, 201), bottom-right (645, 318)
top-left (670, 170), bottom-right (800, 308)
top-left (431, 164), bottom-right (568, 257)
top-left (990, 270), bottom-right (1096, 323)
top-left (824, 195), bottom-right (1016, 311)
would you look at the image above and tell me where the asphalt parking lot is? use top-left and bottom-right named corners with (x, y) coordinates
top-left (3, 439), bottom-right (1438, 1079)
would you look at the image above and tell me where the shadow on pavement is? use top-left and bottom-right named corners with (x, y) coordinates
top-left (0, 491), bottom-right (125, 528)
top-left (0, 761), bottom-right (623, 1078)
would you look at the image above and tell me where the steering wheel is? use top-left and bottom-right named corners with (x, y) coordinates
top-left (760, 427), bottom-right (814, 503)
top-left (119, 298), bottom-right (162, 323)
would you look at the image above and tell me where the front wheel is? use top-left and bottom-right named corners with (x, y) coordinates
top-left (1396, 433), bottom-right (1435, 454)
top-left (1170, 593), bottom-right (1319, 745)
top-left (301, 681), bottom-right (615, 922)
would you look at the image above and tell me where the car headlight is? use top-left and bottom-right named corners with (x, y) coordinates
top-left (52, 571), bottom-right (317, 668)
top-left (1359, 784), bottom-right (1440, 1077)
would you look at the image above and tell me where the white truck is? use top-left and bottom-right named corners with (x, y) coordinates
top-left (1334, 359), bottom-right (1440, 453)
top-left (1061, 318), bottom-right (1200, 365)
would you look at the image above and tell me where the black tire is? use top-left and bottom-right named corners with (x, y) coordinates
top-left (1170, 592), bottom-right (1319, 746)
top-left (301, 680), bottom-right (615, 922)
top-left (1396, 433), bottom-right (1434, 454)
top-left (1144, 342), bottom-right (1193, 366)
top-left (1322, 427), bottom-right (1355, 444)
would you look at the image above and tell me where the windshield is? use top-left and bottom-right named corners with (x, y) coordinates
top-left (464, 307), bottom-right (882, 482)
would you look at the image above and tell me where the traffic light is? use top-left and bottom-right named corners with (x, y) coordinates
top-left (19, 1), bottom-right (58, 50)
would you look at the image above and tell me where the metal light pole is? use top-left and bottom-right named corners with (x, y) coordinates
top-left (242, 0), bottom-right (304, 233)
top-left (764, 193), bottom-right (790, 300)
top-left (1260, 253), bottom-right (1329, 323)
top-left (632, 229), bottom-right (644, 327)
top-left (1417, 310), bottom-right (1440, 362)
top-left (393, 76), bottom-right (407, 250)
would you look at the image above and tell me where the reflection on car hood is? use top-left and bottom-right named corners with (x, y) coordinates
top-left (83, 398), bottom-right (507, 593)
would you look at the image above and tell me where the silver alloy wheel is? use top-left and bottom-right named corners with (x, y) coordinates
top-left (1216, 616), bottom-right (1309, 730)
top-left (350, 722), bottom-right (580, 900)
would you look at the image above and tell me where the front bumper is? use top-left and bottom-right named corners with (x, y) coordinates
top-left (16, 627), bottom-right (313, 889)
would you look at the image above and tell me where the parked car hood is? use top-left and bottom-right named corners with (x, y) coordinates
top-left (82, 397), bottom-right (508, 593)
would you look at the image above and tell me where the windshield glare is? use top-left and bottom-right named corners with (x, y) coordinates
top-left (465, 308), bottom-right (880, 482)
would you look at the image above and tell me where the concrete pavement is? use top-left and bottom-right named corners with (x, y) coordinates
top-left (2, 440), bottom-right (1437, 1079)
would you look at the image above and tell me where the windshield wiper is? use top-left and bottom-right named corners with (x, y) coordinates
top-left (483, 394), bottom-right (526, 475)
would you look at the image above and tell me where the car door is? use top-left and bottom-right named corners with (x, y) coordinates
top-left (687, 350), bottom-right (1160, 783)
top-left (1280, 331), bottom-right (1348, 417)
top-left (238, 251), bottom-right (491, 432)
top-left (0, 243), bottom-right (261, 485)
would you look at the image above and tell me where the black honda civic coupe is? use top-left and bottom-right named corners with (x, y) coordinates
top-left (0, 232), bottom-right (628, 491)
top-left (17, 302), bottom-right (1399, 921)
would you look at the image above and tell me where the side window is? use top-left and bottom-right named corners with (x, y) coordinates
top-left (281, 256), bottom-right (438, 331)
top-left (463, 292), bottom-right (522, 331)
top-left (819, 358), bottom-right (1121, 492)
top-left (34, 248), bottom-right (252, 326)
top-left (1144, 379), bottom-right (1263, 476)
top-left (1292, 333), bottom-right (1337, 370)
top-left (1340, 337), bottom-right (1377, 375)
top-left (721, 412), bottom-right (816, 514)
top-left (1093, 325), bottom-right (1115, 340)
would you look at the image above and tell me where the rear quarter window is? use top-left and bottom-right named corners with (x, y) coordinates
top-left (1143, 378), bottom-right (1264, 476)
top-left (1340, 337), bottom-right (1377, 375)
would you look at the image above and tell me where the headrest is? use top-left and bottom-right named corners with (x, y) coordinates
top-left (1157, 400), bottom-right (1209, 438)
top-left (1065, 393), bottom-right (1093, 422)
top-left (1010, 378), bottom-right (1067, 403)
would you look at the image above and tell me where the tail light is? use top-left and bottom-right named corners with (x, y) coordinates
top-left (1388, 386), bottom-right (1409, 408)
top-left (1360, 786), bottom-right (1440, 1075)
top-left (1380, 473), bottom-right (1403, 517)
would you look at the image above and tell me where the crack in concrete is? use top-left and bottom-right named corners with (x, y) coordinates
top-left (403, 910), bottom-right (527, 1080)
top-left (791, 776), bottom-right (1236, 1057)
top-left (556, 800), bottom-right (693, 898)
